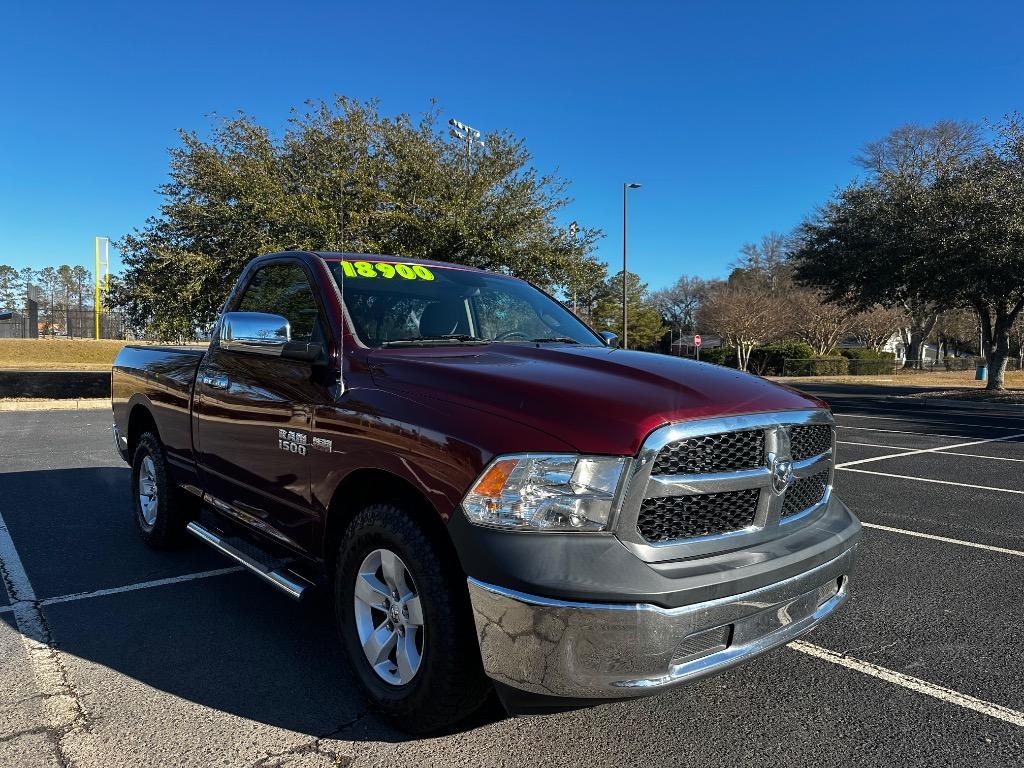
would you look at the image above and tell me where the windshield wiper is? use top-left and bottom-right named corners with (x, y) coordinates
top-left (382, 334), bottom-right (487, 346)
top-left (529, 337), bottom-right (581, 344)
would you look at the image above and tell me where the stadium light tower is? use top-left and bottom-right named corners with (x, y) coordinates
top-left (622, 183), bottom-right (641, 349)
top-left (448, 118), bottom-right (484, 159)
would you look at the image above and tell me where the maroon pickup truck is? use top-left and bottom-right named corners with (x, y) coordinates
top-left (111, 251), bottom-right (860, 731)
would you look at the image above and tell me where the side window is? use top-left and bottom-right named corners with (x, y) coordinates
top-left (237, 264), bottom-right (320, 343)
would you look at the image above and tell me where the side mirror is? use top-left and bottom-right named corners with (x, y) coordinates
top-left (221, 312), bottom-right (290, 356)
top-left (0, 311), bottom-right (13, 322)
top-left (600, 331), bottom-right (620, 348)
top-left (219, 311), bottom-right (325, 363)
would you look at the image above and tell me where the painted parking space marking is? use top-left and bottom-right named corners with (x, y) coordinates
top-left (835, 431), bottom-right (1024, 468)
top-left (935, 450), bottom-right (1024, 463)
top-left (835, 425), bottom-right (996, 440)
top-left (0, 509), bottom-right (90, 761)
top-left (862, 522), bottom-right (1024, 558)
top-left (835, 412), bottom-right (1024, 432)
top-left (837, 467), bottom-right (1024, 494)
top-left (40, 566), bottom-right (244, 607)
top-left (837, 440), bottom-right (917, 451)
top-left (789, 641), bottom-right (1024, 728)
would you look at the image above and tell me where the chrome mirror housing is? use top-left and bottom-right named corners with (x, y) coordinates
top-left (600, 331), bottom-right (620, 348)
top-left (220, 312), bottom-right (290, 356)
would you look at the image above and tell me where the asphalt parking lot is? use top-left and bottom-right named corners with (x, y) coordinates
top-left (2, 390), bottom-right (1023, 767)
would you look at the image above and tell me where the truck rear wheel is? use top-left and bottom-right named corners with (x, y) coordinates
top-left (335, 502), bottom-right (490, 733)
top-left (131, 432), bottom-right (194, 549)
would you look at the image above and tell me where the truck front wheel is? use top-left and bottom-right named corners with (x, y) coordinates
top-left (335, 502), bottom-right (490, 733)
top-left (131, 432), bottom-right (194, 549)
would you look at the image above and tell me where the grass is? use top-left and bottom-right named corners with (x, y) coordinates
top-left (0, 338), bottom-right (135, 369)
top-left (771, 368), bottom-right (1024, 389)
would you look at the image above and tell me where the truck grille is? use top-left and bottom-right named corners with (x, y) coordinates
top-left (781, 470), bottom-right (830, 518)
top-left (637, 489), bottom-right (759, 542)
top-left (651, 429), bottom-right (764, 474)
top-left (632, 413), bottom-right (835, 546)
top-left (789, 424), bottom-right (832, 461)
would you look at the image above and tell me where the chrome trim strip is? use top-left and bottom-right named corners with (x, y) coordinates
top-left (185, 521), bottom-right (311, 601)
top-left (645, 467), bottom-right (771, 497)
top-left (615, 409), bottom-right (835, 562)
top-left (793, 451), bottom-right (832, 479)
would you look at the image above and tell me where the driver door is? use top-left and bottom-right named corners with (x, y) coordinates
top-left (193, 259), bottom-right (329, 553)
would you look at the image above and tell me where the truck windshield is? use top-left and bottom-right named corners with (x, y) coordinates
top-left (328, 258), bottom-right (602, 348)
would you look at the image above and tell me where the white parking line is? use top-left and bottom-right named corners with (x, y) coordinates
top-left (836, 432), bottom-right (1024, 468)
top-left (837, 440), bottom-right (1024, 464)
top-left (0, 510), bottom-right (89, 760)
top-left (838, 467), bottom-right (1024, 494)
top-left (835, 412), bottom-right (1024, 432)
top-left (837, 425), bottom-right (989, 440)
top-left (40, 566), bottom-right (245, 607)
top-left (789, 641), bottom-right (1024, 727)
top-left (862, 522), bottom-right (1024, 558)
top-left (837, 440), bottom-right (917, 450)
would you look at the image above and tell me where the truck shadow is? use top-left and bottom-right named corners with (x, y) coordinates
top-left (0, 466), bottom-right (508, 743)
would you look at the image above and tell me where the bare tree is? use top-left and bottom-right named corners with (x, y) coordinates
top-left (698, 279), bottom-right (786, 371)
top-left (650, 275), bottom-right (707, 333)
top-left (733, 232), bottom-right (792, 291)
top-left (854, 120), bottom-right (982, 184)
top-left (786, 288), bottom-right (854, 355)
top-left (932, 309), bottom-right (979, 360)
top-left (850, 305), bottom-right (907, 351)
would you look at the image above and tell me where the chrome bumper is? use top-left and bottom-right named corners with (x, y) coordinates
top-left (468, 545), bottom-right (856, 699)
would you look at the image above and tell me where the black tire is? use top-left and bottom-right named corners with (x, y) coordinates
top-left (131, 431), bottom-right (196, 549)
top-left (335, 502), bottom-right (490, 733)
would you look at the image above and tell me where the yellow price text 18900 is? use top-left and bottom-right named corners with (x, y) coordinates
top-left (339, 261), bottom-right (435, 280)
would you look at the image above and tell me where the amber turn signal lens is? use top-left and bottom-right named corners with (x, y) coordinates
top-left (472, 458), bottom-right (519, 497)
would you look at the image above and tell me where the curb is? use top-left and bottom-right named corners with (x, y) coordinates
top-left (890, 396), bottom-right (1024, 413)
top-left (0, 399), bottom-right (109, 412)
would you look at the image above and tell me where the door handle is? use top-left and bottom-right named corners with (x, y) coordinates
top-left (201, 373), bottom-right (230, 390)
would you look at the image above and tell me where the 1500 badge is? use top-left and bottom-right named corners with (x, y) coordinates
top-left (278, 429), bottom-right (308, 456)
top-left (277, 429), bottom-right (332, 455)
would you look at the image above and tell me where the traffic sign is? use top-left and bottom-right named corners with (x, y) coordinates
top-left (694, 334), bottom-right (702, 348)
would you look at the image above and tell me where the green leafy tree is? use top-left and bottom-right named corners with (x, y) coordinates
top-left (110, 97), bottom-right (603, 339)
top-left (592, 270), bottom-right (665, 350)
top-left (793, 116), bottom-right (1024, 390)
top-left (0, 265), bottom-right (19, 311)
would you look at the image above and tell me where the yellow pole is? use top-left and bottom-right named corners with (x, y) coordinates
top-left (94, 237), bottom-right (100, 339)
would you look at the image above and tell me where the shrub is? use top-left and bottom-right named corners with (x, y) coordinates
top-left (699, 346), bottom-right (737, 367)
top-left (782, 357), bottom-right (850, 376)
top-left (840, 347), bottom-right (896, 361)
top-left (748, 342), bottom-right (815, 376)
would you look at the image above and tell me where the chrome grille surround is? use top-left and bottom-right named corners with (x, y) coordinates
top-left (614, 409), bottom-right (835, 560)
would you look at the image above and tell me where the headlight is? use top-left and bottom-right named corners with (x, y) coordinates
top-left (461, 454), bottom-right (629, 531)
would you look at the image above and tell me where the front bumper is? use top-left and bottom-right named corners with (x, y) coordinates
top-left (468, 544), bottom-right (855, 700)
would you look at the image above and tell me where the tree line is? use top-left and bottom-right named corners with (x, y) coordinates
top-left (0, 263), bottom-right (95, 328)
top-left (654, 118), bottom-right (1024, 391)
top-left (107, 97), bottom-right (1024, 391)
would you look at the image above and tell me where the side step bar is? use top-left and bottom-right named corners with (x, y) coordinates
top-left (185, 521), bottom-right (313, 601)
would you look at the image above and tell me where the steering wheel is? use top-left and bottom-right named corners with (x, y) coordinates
top-left (495, 330), bottom-right (531, 342)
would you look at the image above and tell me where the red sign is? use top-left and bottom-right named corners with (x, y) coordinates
top-left (694, 334), bottom-right (702, 348)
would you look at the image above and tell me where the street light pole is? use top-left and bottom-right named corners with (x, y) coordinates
top-left (622, 183), bottom-right (641, 349)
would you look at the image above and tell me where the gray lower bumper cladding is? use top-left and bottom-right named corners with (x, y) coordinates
top-left (468, 545), bottom-right (856, 700)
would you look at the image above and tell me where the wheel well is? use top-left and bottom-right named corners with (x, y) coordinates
top-left (322, 468), bottom-right (455, 579)
top-left (126, 404), bottom-right (159, 459)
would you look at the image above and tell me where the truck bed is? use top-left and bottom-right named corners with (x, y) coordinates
top-left (111, 344), bottom-right (208, 473)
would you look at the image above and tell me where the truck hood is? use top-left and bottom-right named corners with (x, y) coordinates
top-left (368, 344), bottom-right (824, 455)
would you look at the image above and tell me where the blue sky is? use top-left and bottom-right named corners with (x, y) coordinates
top-left (2, 1), bottom-right (1022, 289)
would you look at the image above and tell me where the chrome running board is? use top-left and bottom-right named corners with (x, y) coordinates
top-left (185, 521), bottom-right (313, 601)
